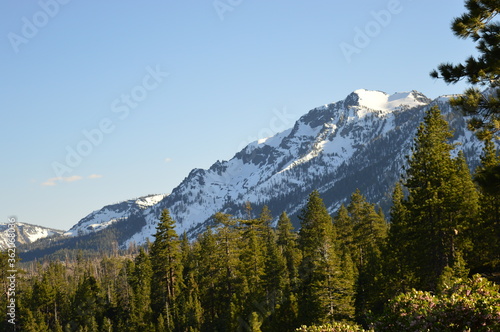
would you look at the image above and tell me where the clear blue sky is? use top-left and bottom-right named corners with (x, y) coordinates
top-left (1, 0), bottom-right (476, 231)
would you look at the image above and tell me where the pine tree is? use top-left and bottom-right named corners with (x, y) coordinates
top-left (332, 204), bottom-right (353, 257)
top-left (239, 212), bottom-right (266, 305)
top-left (129, 247), bottom-right (153, 330)
top-left (22, 308), bottom-right (49, 332)
top-left (298, 190), bottom-right (353, 325)
top-left (88, 316), bottom-right (99, 332)
top-left (260, 217), bottom-right (289, 330)
top-left (156, 313), bottom-right (166, 332)
top-left (273, 211), bottom-right (301, 330)
top-left (431, 0), bottom-right (500, 139)
top-left (383, 183), bottom-right (416, 298)
top-left (195, 222), bottom-right (243, 330)
top-left (334, 190), bottom-right (387, 321)
top-left (346, 189), bottom-right (387, 270)
top-left (70, 274), bottom-right (104, 330)
top-left (150, 209), bottom-right (182, 330)
top-left (403, 105), bottom-right (479, 290)
top-left (101, 317), bottom-right (113, 332)
top-left (115, 263), bottom-right (134, 327)
top-left (473, 137), bottom-right (500, 270)
top-left (446, 151), bottom-right (480, 259)
top-left (178, 232), bottom-right (202, 331)
top-left (276, 211), bottom-right (301, 289)
top-left (431, 0), bottom-right (500, 192)
top-left (30, 277), bottom-right (56, 328)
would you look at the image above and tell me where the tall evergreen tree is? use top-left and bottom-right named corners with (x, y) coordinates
top-left (195, 227), bottom-right (222, 331)
top-left (213, 212), bottom-right (243, 331)
top-left (473, 137), bottom-right (500, 270)
top-left (298, 190), bottom-right (353, 325)
top-left (70, 274), bottom-right (105, 330)
top-left (346, 189), bottom-right (387, 270)
top-left (261, 229), bottom-right (288, 329)
top-left (402, 105), bottom-right (479, 290)
top-left (383, 183), bottom-right (416, 299)
top-left (239, 210), bottom-right (266, 305)
top-left (150, 209), bottom-right (183, 331)
top-left (332, 190), bottom-right (387, 321)
top-left (332, 204), bottom-right (353, 257)
top-left (276, 211), bottom-right (301, 289)
top-left (129, 247), bottom-right (153, 330)
top-left (273, 211), bottom-right (301, 330)
top-left (115, 263), bottom-right (134, 328)
top-left (178, 232), bottom-right (202, 331)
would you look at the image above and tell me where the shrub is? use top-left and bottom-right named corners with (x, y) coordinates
top-left (295, 321), bottom-right (373, 332)
top-left (374, 274), bottom-right (500, 331)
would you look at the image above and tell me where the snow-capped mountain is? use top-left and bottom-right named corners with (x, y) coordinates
top-left (0, 222), bottom-right (64, 250)
top-left (66, 89), bottom-right (487, 248)
top-left (64, 194), bottom-right (166, 237)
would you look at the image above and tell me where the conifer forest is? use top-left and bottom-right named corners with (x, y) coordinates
top-left (4, 0), bottom-right (500, 331)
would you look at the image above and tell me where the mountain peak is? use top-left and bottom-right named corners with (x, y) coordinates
top-left (349, 89), bottom-right (429, 113)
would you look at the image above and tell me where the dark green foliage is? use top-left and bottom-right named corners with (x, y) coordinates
top-left (381, 183), bottom-right (417, 299)
top-left (471, 136), bottom-right (500, 272)
top-left (212, 212), bottom-right (243, 331)
top-left (333, 190), bottom-right (387, 323)
top-left (277, 211), bottom-right (301, 288)
top-left (129, 247), bottom-right (153, 329)
top-left (396, 106), bottom-right (479, 291)
top-left (150, 209), bottom-right (182, 330)
top-left (298, 190), bottom-right (353, 325)
top-left (177, 232), bottom-right (202, 331)
top-left (270, 211), bottom-right (302, 330)
top-left (71, 274), bottom-right (105, 330)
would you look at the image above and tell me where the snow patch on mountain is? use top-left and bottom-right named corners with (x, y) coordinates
top-left (355, 89), bottom-right (429, 113)
top-left (0, 222), bottom-right (64, 250)
top-left (64, 194), bottom-right (166, 237)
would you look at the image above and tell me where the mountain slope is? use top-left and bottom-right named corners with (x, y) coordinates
top-left (124, 89), bottom-right (484, 245)
top-left (64, 194), bottom-right (166, 237)
top-left (54, 89), bottom-right (488, 249)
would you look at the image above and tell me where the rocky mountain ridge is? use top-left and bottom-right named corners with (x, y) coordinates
top-left (20, 89), bottom-right (489, 251)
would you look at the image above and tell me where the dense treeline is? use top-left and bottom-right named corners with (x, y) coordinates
top-left (1, 105), bottom-right (499, 331)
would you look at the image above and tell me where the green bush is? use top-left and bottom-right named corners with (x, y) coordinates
top-left (374, 274), bottom-right (500, 331)
top-left (295, 321), bottom-right (373, 332)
